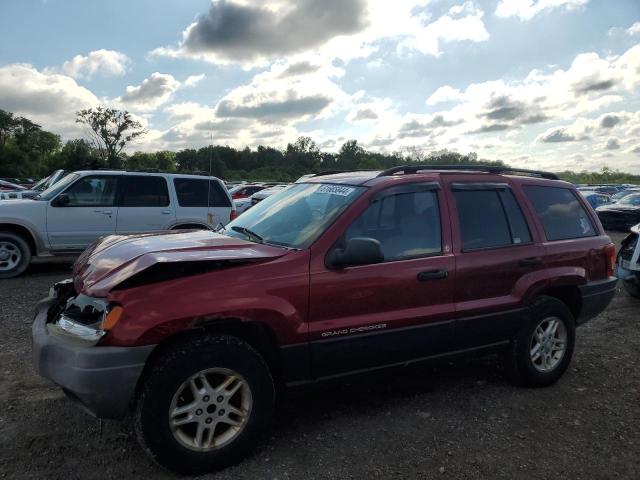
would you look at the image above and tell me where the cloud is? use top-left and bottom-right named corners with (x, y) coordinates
top-left (627, 22), bottom-right (640, 36)
top-left (277, 61), bottom-right (321, 78)
top-left (61, 49), bottom-right (130, 79)
top-left (427, 85), bottom-right (462, 105)
top-left (537, 127), bottom-right (585, 143)
top-left (151, 0), bottom-right (368, 65)
top-left (119, 72), bottom-right (180, 111)
top-left (351, 108), bottom-right (379, 121)
top-left (495, 0), bottom-right (589, 21)
top-left (605, 138), bottom-right (620, 150)
top-left (600, 113), bottom-right (622, 128)
top-left (0, 63), bottom-right (99, 137)
top-left (216, 94), bottom-right (332, 119)
top-left (399, 2), bottom-right (489, 57)
top-left (184, 73), bottom-right (205, 87)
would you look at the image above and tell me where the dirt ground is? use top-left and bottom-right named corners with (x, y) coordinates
top-left (0, 232), bottom-right (638, 480)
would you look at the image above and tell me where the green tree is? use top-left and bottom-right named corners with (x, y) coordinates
top-left (76, 106), bottom-right (147, 169)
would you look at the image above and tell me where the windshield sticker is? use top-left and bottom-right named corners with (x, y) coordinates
top-left (317, 184), bottom-right (355, 196)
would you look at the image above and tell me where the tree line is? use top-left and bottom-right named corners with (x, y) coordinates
top-left (0, 108), bottom-right (638, 184)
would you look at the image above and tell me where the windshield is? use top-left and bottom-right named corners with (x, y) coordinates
top-left (35, 173), bottom-right (79, 200)
top-left (617, 194), bottom-right (640, 206)
top-left (225, 183), bottom-right (365, 249)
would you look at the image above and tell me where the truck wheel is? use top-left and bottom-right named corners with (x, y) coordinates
top-left (134, 334), bottom-right (275, 475)
top-left (623, 279), bottom-right (640, 298)
top-left (504, 296), bottom-right (575, 387)
top-left (0, 232), bottom-right (31, 279)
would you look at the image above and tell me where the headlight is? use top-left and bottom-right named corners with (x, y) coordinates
top-left (48, 294), bottom-right (123, 345)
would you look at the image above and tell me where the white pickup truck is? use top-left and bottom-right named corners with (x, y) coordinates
top-left (0, 170), bottom-right (235, 278)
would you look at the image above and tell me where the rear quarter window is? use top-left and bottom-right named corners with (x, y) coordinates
top-left (523, 185), bottom-right (596, 241)
top-left (173, 178), bottom-right (232, 208)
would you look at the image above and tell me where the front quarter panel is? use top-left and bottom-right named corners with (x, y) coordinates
top-left (101, 249), bottom-right (310, 347)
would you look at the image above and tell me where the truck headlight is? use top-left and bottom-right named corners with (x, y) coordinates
top-left (49, 294), bottom-right (123, 344)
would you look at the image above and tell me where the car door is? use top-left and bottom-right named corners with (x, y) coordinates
top-left (444, 177), bottom-right (547, 348)
top-left (308, 182), bottom-right (456, 379)
top-left (115, 175), bottom-right (174, 234)
top-left (46, 174), bottom-right (118, 251)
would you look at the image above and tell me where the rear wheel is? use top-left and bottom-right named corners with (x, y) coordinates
top-left (504, 296), bottom-right (575, 387)
top-left (0, 232), bottom-right (31, 278)
top-left (134, 334), bottom-right (275, 475)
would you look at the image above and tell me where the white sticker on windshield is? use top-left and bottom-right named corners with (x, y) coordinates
top-left (317, 184), bottom-right (355, 196)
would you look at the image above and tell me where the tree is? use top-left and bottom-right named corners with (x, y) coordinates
top-left (76, 106), bottom-right (147, 169)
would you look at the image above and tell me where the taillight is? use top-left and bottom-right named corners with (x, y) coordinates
top-left (604, 243), bottom-right (616, 277)
top-left (230, 209), bottom-right (238, 221)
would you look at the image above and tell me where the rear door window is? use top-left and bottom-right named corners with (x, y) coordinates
top-left (523, 186), bottom-right (596, 240)
top-left (173, 178), bottom-right (232, 207)
top-left (453, 188), bottom-right (532, 250)
top-left (119, 176), bottom-right (169, 207)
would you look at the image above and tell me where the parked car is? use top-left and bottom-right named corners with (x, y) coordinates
top-left (616, 223), bottom-right (640, 298)
top-left (0, 179), bottom-right (36, 200)
top-left (611, 188), bottom-right (640, 203)
top-left (595, 193), bottom-right (640, 231)
top-left (249, 184), bottom-right (289, 207)
top-left (32, 165), bottom-right (617, 474)
top-left (0, 170), bottom-right (234, 278)
top-left (579, 191), bottom-right (612, 209)
top-left (229, 184), bottom-right (266, 200)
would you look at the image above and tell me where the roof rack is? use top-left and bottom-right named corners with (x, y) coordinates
top-left (310, 170), bottom-right (350, 177)
top-left (377, 164), bottom-right (559, 180)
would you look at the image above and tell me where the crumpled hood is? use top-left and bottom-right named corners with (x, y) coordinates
top-left (73, 230), bottom-right (287, 296)
top-left (597, 204), bottom-right (640, 213)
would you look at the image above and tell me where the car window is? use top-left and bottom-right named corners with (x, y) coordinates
top-left (523, 186), bottom-right (596, 241)
top-left (345, 190), bottom-right (442, 261)
top-left (63, 176), bottom-right (117, 207)
top-left (173, 178), bottom-right (232, 207)
top-left (119, 176), bottom-right (169, 207)
top-left (454, 189), bottom-right (530, 250)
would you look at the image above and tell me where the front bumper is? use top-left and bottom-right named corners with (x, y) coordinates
top-left (576, 276), bottom-right (618, 325)
top-left (32, 297), bottom-right (155, 420)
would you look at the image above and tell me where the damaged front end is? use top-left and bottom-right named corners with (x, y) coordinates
top-left (46, 279), bottom-right (122, 345)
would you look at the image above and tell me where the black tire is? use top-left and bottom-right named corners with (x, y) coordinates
top-left (504, 296), bottom-right (575, 387)
top-left (0, 232), bottom-right (32, 279)
top-left (623, 279), bottom-right (640, 298)
top-left (134, 334), bottom-right (275, 475)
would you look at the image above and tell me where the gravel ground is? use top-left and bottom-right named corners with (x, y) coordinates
top-left (1, 233), bottom-right (639, 480)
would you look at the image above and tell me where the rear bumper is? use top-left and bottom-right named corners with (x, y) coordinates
top-left (576, 276), bottom-right (618, 325)
top-left (32, 297), bottom-right (155, 419)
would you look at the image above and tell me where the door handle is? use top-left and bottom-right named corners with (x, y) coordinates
top-left (417, 269), bottom-right (448, 281)
top-left (519, 256), bottom-right (543, 267)
top-left (101, 210), bottom-right (113, 215)
top-left (161, 210), bottom-right (171, 215)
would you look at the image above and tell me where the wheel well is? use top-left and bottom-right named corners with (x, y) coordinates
top-left (0, 223), bottom-right (37, 255)
top-left (537, 286), bottom-right (582, 320)
top-left (136, 320), bottom-right (283, 396)
top-left (171, 223), bottom-right (210, 230)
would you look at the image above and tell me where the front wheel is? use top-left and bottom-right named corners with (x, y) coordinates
top-left (134, 334), bottom-right (275, 475)
top-left (504, 296), bottom-right (575, 387)
top-left (0, 232), bottom-right (31, 279)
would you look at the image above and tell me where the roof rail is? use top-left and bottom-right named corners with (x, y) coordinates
top-left (310, 170), bottom-right (350, 177)
top-left (377, 164), bottom-right (559, 180)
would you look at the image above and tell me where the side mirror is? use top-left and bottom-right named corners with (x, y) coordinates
top-left (52, 193), bottom-right (70, 207)
top-left (328, 237), bottom-right (384, 268)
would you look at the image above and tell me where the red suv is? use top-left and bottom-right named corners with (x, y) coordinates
top-left (32, 165), bottom-right (617, 474)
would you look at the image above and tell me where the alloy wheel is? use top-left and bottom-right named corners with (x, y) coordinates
top-left (0, 241), bottom-right (21, 272)
top-left (529, 316), bottom-right (567, 373)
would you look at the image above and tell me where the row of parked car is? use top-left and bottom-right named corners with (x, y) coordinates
top-left (577, 184), bottom-right (640, 232)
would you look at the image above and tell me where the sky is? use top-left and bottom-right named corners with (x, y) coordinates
top-left (1, 0), bottom-right (639, 172)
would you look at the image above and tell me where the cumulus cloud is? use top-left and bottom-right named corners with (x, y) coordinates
top-left (627, 22), bottom-right (640, 36)
top-left (600, 113), bottom-right (622, 128)
top-left (426, 85), bottom-right (462, 105)
top-left (0, 63), bottom-right (99, 137)
top-left (61, 49), bottom-right (130, 79)
top-left (537, 127), bottom-right (586, 143)
top-left (119, 72), bottom-right (180, 111)
top-left (605, 138), bottom-right (620, 150)
top-left (151, 0), bottom-right (368, 65)
top-left (184, 73), bottom-right (206, 87)
top-left (495, 0), bottom-right (589, 21)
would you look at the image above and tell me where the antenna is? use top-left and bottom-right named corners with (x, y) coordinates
top-left (206, 130), bottom-right (213, 226)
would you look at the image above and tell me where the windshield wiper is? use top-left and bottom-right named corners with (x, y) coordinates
top-left (231, 226), bottom-right (264, 244)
